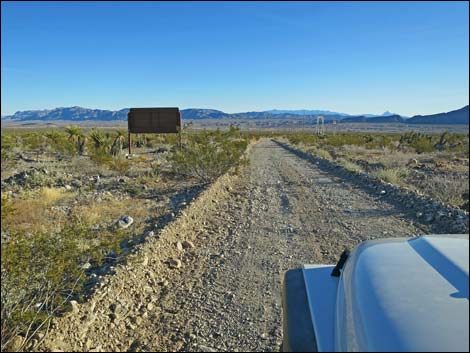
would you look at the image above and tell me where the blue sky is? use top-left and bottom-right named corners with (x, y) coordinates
top-left (1, 1), bottom-right (469, 116)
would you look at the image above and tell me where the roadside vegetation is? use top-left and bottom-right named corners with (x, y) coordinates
top-left (0, 126), bottom-right (251, 351)
top-left (286, 131), bottom-right (469, 210)
top-left (170, 126), bottom-right (248, 182)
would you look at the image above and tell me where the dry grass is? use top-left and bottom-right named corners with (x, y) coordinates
top-left (40, 187), bottom-right (72, 205)
top-left (337, 158), bottom-right (364, 173)
top-left (2, 188), bottom-right (76, 234)
top-left (332, 141), bottom-right (468, 209)
top-left (409, 173), bottom-right (469, 208)
top-left (372, 167), bottom-right (409, 186)
top-left (339, 145), bottom-right (421, 169)
top-left (69, 156), bottom-right (103, 176)
top-left (69, 198), bottom-right (151, 229)
top-left (315, 149), bottom-right (333, 160)
top-left (107, 157), bottom-right (131, 175)
top-left (2, 187), bottom-right (155, 237)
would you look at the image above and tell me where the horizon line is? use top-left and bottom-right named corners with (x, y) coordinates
top-left (2, 103), bottom-right (470, 118)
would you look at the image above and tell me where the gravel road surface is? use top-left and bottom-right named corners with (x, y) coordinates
top-left (43, 139), bottom-right (429, 352)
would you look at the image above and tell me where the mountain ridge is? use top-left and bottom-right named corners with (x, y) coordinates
top-left (2, 105), bottom-right (468, 125)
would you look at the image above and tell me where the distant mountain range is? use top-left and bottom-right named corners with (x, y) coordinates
top-left (340, 114), bottom-right (405, 123)
top-left (2, 106), bottom-right (130, 122)
top-left (339, 106), bottom-right (469, 125)
top-left (406, 105), bottom-right (469, 125)
top-left (2, 105), bottom-right (468, 125)
top-left (265, 109), bottom-right (399, 118)
top-left (265, 109), bottom-right (350, 116)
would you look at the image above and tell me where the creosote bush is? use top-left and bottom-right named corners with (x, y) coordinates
top-left (1, 230), bottom-right (85, 351)
top-left (170, 127), bottom-right (249, 182)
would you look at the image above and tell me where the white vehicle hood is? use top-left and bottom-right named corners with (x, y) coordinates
top-left (335, 234), bottom-right (469, 352)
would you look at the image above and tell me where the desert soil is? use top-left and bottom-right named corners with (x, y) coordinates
top-left (42, 139), bottom-right (434, 352)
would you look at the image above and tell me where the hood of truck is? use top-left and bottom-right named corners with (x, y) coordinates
top-left (335, 234), bottom-right (469, 352)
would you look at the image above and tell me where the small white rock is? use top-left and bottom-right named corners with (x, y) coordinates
top-left (70, 300), bottom-right (80, 314)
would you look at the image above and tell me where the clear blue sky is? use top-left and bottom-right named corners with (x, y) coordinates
top-left (1, 1), bottom-right (469, 116)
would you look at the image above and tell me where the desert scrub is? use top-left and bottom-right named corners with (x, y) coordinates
top-left (287, 133), bottom-right (318, 146)
top-left (314, 148), bottom-right (333, 160)
top-left (1, 230), bottom-right (85, 351)
top-left (337, 158), bottom-right (363, 173)
top-left (397, 132), bottom-right (456, 154)
top-left (2, 187), bottom-right (74, 235)
top-left (404, 134), bottom-right (434, 153)
top-left (0, 225), bottom-right (129, 351)
top-left (23, 170), bottom-right (55, 189)
top-left (170, 128), bottom-right (248, 182)
top-left (88, 153), bottom-right (131, 176)
top-left (1, 206), bottom-right (140, 351)
top-left (1, 194), bottom-right (15, 231)
top-left (407, 172), bottom-right (469, 210)
top-left (44, 130), bottom-right (75, 155)
top-left (372, 167), bottom-right (409, 186)
top-left (1, 134), bottom-right (18, 170)
top-left (107, 156), bottom-right (131, 175)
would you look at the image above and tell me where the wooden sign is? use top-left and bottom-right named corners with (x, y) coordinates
top-left (128, 107), bottom-right (181, 134)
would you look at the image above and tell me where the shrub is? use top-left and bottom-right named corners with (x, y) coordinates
top-left (110, 130), bottom-right (126, 156)
top-left (372, 167), bottom-right (409, 185)
top-left (337, 158), bottom-right (363, 173)
top-left (409, 173), bottom-right (469, 209)
top-left (1, 134), bottom-right (17, 169)
top-left (24, 171), bottom-right (53, 189)
top-left (1, 231), bottom-right (85, 351)
top-left (287, 133), bottom-right (318, 146)
top-left (315, 149), bottom-right (333, 160)
top-left (1, 204), bottom-right (140, 351)
top-left (399, 132), bottom-right (434, 153)
top-left (44, 130), bottom-right (74, 155)
top-left (169, 129), bottom-right (248, 182)
top-left (1, 194), bottom-right (15, 231)
top-left (107, 157), bottom-right (131, 175)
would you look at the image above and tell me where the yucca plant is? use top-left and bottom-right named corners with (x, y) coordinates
top-left (64, 126), bottom-right (87, 155)
top-left (89, 128), bottom-right (105, 150)
top-left (111, 130), bottom-right (126, 156)
top-left (65, 126), bottom-right (81, 143)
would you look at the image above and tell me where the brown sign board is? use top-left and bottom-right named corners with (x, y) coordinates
top-left (128, 107), bottom-right (181, 133)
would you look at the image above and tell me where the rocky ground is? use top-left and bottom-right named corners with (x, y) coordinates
top-left (36, 139), bottom-right (468, 352)
top-left (336, 148), bottom-right (469, 212)
top-left (1, 146), bottom-right (203, 244)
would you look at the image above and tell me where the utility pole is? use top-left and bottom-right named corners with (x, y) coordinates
top-left (316, 115), bottom-right (325, 136)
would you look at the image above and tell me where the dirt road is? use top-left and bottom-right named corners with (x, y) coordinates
top-left (152, 138), bottom-right (426, 352)
top-left (44, 139), bottom-right (429, 352)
